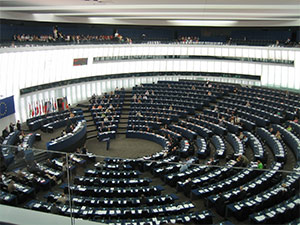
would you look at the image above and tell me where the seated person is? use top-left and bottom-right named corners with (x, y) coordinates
top-left (139, 194), bottom-right (147, 205)
top-left (216, 192), bottom-right (227, 216)
top-left (241, 135), bottom-right (248, 145)
top-left (236, 155), bottom-right (249, 167)
top-left (57, 193), bottom-right (67, 205)
top-left (65, 124), bottom-right (73, 133)
top-left (237, 186), bottom-right (247, 201)
top-left (179, 162), bottom-right (188, 172)
top-left (206, 157), bottom-right (217, 166)
top-left (186, 157), bottom-right (194, 167)
top-left (7, 181), bottom-right (16, 193)
top-left (182, 178), bottom-right (192, 194)
top-left (16, 170), bottom-right (26, 181)
top-left (257, 160), bottom-right (263, 169)
top-left (238, 132), bottom-right (244, 140)
top-left (45, 159), bottom-right (56, 169)
top-left (69, 112), bottom-right (75, 118)
top-left (286, 125), bottom-right (292, 132)
top-left (275, 131), bottom-right (282, 140)
top-left (27, 160), bottom-right (44, 175)
top-left (279, 183), bottom-right (288, 192)
top-left (18, 131), bottom-right (25, 144)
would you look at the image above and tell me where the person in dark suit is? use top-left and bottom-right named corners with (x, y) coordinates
top-left (278, 183), bottom-right (288, 199)
top-left (81, 145), bottom-right (87, 154)
top-left (27, 160), bottom-right (43, 176)
top-left (237, 186), bottom-right (247, 201)
top-left (140, 194), bottom-right (147, 205)
top-left (45, 159), bottom-right (55, 169)
top-left (2, 127), bottom-right (9, 138)
top-left (216, 192), bottom-right (226, 216)
top-left (9, 122), bottom-right (15, 133)
top-left (182, 178), bottom-right (192, 196)
top-left (65, 124), bottom-right (73, 133)
top-left (16, 120), bottom-right (21, 131)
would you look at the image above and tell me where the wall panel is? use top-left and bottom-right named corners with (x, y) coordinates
top-left (0, 44), bottom-right (298, 123)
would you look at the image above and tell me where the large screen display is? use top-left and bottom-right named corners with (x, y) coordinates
top-left (73, 58), bottom-right (88, 66)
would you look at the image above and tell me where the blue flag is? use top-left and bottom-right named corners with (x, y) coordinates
top-left (0, 96), bottom-right (15, 119)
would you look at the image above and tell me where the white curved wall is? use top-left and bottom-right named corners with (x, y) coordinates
top-left (0, 44), bottom-right (299, 124)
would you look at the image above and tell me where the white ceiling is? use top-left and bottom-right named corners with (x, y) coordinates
top-left (0, 0), bottom-right (299, 27)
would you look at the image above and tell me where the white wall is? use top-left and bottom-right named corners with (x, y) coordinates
top-left (0, 114), bottom-right (16, 133)
top-left (0, 44), bottom-right (299, 124)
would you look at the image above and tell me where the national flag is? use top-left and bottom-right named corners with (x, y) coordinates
top-left (35, 101), bottom-right (39, 116)
top-left (29, 103), bottom-right (32, 117)
top-left (42, 100), bottom-right (45, 114)
top-left (45, 100), bottom-right (51, 114)
top-left (39, 100), bottom-right (42, 115)
top-left (44, 100), bottom-right (47, 114)
top-left (51, 98), bottom-right (54, 112)
top-left (63, 97), bottom-right (68, 110)
top-left (32, 102), bottom-right (35, 117)
top-left (0, 96), bottom-right (15, 119)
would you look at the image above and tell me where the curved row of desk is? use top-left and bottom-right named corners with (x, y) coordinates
top-left (46, 120), bottom-right (87, 152)
top-left (26, 198), bottom-right (212, 224)
top-left (227, 166), bottom-right (300, 221)
top-left (126, 130), bottom-right (170, 150)
top-left (1, 131), bottom-right (35, 167)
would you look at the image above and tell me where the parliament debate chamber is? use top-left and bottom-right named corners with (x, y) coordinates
top-left (0, 1), bottom-right (300, 225)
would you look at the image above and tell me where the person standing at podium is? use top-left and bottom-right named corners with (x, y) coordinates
top-left (106, 138), bottom-right (110, 150)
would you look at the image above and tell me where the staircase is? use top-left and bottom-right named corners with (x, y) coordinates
top-left (117, 90), bottom-right (132, 135)
top-left (80, 107), bottom-right (98, 140)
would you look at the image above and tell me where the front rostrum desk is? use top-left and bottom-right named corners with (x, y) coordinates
top-left (46, 120), bottom-right (87, 152)
top-left (27, 109), bottom-right (83, 131)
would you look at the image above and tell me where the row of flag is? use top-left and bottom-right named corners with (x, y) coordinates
top-left (28, 97), bottom-right (69, 118)
top-left (28, 98), bottom-right (57, 117)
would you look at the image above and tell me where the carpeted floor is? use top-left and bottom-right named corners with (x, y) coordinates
top-left (86, 134), bottom-right (162, 160)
